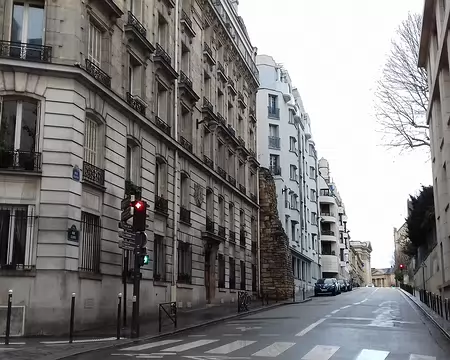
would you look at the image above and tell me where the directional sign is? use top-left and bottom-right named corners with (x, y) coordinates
top-left (118, 240), bottom-right (135, 251)
top-left (119, 230), bottom-right (136, 242)
top-left (119, 221), bottom-right (133, 231)
top-left (121, 195), bottom-right (135, 211)
top-left (121, 206), bottom-right (134, 222)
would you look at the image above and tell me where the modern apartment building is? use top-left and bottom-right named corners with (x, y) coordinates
top-left (256, 55), bottom-right (320, 295)
top-left (418, 0), bottom-right (450, 298)
top-left (0, 0), bottom-right (260, 334)
top-left (318, 158), bottom-right (351, 280)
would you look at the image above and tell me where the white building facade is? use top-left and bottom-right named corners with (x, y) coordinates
top-left (0, 0), bottom-right (260, 335)
top-left (256, 55), bottom-right (321, 295)
top-left (318, 158), bottom-right (350, 280)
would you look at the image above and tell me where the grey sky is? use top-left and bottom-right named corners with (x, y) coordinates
top-left (239, 0), bottom-right (430, 268)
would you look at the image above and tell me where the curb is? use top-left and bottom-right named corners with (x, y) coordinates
top-left (39, 299), bottom-right (309, 360)
top-left (398, 288), bottom-right (450, 341)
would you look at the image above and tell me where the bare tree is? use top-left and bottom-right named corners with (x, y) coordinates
top-left (375, 13), bottom-right (430, 151)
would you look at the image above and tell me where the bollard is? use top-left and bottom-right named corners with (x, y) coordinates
top-left (69, 293), bottom-right (75, 343)
top-left (5, 290), bottom-right (12, 345)
top-left (117, 293), bottom-right (122, 340)
top-left (293, 286), bottom-right (295, 303)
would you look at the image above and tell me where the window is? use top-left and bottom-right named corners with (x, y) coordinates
top-left (252, 264), bottom-right (257, 292)
top-left (156, 82), bottom-right (169, 121)
top-left (218, 254), bottom-right (225, 288)
top-left (217, 88), bottom-right (224, 114)
top-left (88, 21), bottom-right (102, 67)
top-left (238, 160), bottom-right (245, 185)
top-left (228, 102), bottom-right (234, 126)
top-left (180, 172), bottom-right (190, 209)
top-left (311, 212), bottom-right (317, 225)
top-left (229, 202), bottom-right (235, 232)
top-left (288, 110), bottom-right (295, 124)
top-left (206, 188), bottom-right (214, 222)
top-left (217, 140), bottom-right (225, 169)
top-left (310, 166), bottom-right (316, 179)
top-left (84, 117), bottom-right (100, 166)
top-left (79, 212), bottom-right (101, 273)
top-left (158, 14), bottom-right (168, 48)
top-left (340, 248), bottom-right (344, 262)
top-left (0, 97), bottom-right (39, 156)
top-left (181, 43), bottom-right (190, 74)
top-left (177, 241), bottom-right (192, 283)
top-left (310, 189), bottom-right (316, 201)
top-left (0, 205), bottom-right (34, 269)
top-left (229, 257), bottom-right (235, 289)
top-left (250, 171), bottom-right (256, 194)
top-left (289, 165), bottom-right (297, 181)
top-left (181, 105), bottom-right (192, 142)
top-left (269, 154), bottom-right (280, 175)
top-left (289, 137), bottom-right (296, 152)
top-left (155, 158), bottom-right (168, 198)
top-left (240, 260), bottom-right (246, 290)
top-left (291, 221), bottom-right (296, 242)
top-left (309, 144), bottom-right (315, 156)
top-left (218, 196), bottom-right (225, 226)
top-left (269, 124), bottom-right (279, 137)
top-left (249, 129), bottom-right (255, 151)
top-left (11, 1), bottom-right (44, 46)
top-left (126, 140), bottom-right (140, 184)
top-left (128, 0), bottom-right (142, 19)
top-left (228, 151), bottom-right (235, 177)
top-left (128, 54), bottom-right (143, 98)
top-left (268, 94), bottom-right (277, 111)
top-left (154, 235), bottom-right (165, 280)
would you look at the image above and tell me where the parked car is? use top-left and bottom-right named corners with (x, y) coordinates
top-left (338, 279), bottom-right (347, 292)
top-left (346, 281), bottom-right (353, 291)
top-left (315, 278), bottom-right (339, 296)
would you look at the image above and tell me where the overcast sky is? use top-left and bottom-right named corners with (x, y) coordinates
top-left (238, 0), bottom-right (431, 268)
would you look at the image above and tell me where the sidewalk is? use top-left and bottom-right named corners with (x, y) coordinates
top-left (399, 288), bottom-right (450, 339)
top-left (0, 297), bottom-right (308, 360)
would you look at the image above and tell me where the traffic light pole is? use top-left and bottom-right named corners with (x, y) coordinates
top-left (131, 248), bottom-right (141, 338)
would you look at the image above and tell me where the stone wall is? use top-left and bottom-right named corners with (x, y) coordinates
top-left (259, 168), bottom-right (294, 300)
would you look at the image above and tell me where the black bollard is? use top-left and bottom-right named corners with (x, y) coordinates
top-left (293, 286), bottom-right (295, 303)
top-left (5, 290), bottom-right (12, 345)
top-left (69, 293), bottom-right (75, 343)
top-left (117, 293), bottom-right (122, 340)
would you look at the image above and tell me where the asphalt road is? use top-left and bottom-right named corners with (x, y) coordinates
top-left (68, 288), bottom-right (450, 360)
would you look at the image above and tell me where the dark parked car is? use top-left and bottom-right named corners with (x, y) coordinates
top-left (338, 279), bottom-right (347, 292)
top-left (315, 278), bottom-right (339, 296)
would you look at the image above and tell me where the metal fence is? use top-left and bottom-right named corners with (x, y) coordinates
top-left (401, 283), bottom-right (450, 321)
top-left (79, 212), bottom-right (101, 273)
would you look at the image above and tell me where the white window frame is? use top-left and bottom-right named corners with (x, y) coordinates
top-left (11, 1), bottom-right (45, 44)
top-left (0, 205), bottom-right (35, 268)
top-left (84, 117), bottom-right (99, 166)
top-left (0, 97), bottom-right (40, 152)
top-left (128, 53), bottom-right (143, 98)
top-left (88, 21), bottom-right (102, 67)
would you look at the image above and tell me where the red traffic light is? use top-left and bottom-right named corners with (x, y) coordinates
top-left (399, 264), bottom-right (404, 269)
top-left (134, 201), bottom-right (144, 211)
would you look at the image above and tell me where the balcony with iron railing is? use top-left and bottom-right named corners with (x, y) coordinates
top-left (180, 205), bottom-right (191, 225)
top-left (83, 161), bottom-right (105, 187)
top-left (249, 107), bottom-right (257, 122)
top-left (203, 155), bottom-right (214, 169)
top-left (250, 193), bottom-right (257, 202)
top-left (239, 184), bottom-right (246, 195)
top-left (0, 41), bottom-right (52, 63)
top-left (228, 175), bottom-right (236, 187)
top-left (155, 116), bottom-right (171, 136)
top-left (125, 12), bottom-right (154, 53)
top-left (206, 216), bottom-right (215, 233)
top-left (228, 77), bottom-right (237, 95)
top-left (217, 61), bottom-right (227, 82)
top-left (203, 42), bottom-right (215, 65)
top-left (125, 180), bottom-right (142, 197)
top-left (85, 59), bottom-right (111, 88)
top-left (238, 92), bottom-right (246, 108)
top-left (155, 194), bottom-right (169, 215)
top-left (180, 136), bottom-right (193, 153)
top-left (270, 166), bottom-right (281, 176)
top-left (217, 166), bottom-right (227, 179)
top-left (202, 97), bottom-right (214, 113)
top-left (268, 106), bottom-right (280, 119)
top-left (0, 150), bottom-right (42, 173)
top-left (180, 10), bottom-right (195, 37)
top-left (179, 71), bottom-right (199, 102)
top-left (216, 112), bottom-right (226, 126)
top-left (154, 43), bottom-right (177, 79)
top-left (268, 136), bottom-right (280, 150)
top-left (126, 92), bottom-right (146, 115)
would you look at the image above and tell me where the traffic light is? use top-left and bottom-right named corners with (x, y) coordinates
top-left (132, 200), bottom-right (147, 232)
top-left (138, 247), bottom-right (149, 266)
top-left (143, 254), bottom-right (150, 265)
top-left (399, 264), bottom-right (405, 270)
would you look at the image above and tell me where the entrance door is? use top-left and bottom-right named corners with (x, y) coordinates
top-left (204, 249), bottom-right (211, 303)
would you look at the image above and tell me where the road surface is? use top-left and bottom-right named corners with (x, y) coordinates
top-left (67, 287), bottom-right (450, 360)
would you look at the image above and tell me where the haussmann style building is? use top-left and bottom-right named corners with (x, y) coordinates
top-left (0, 0), bottom-right (260, 335)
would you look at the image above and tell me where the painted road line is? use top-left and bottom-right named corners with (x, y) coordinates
top-left (331, 316), bottom-right (416, 324)
top-left (42, 337), bottom-right (120, 344)
top-left (325, 315), bottom-right (331, 318)
top-left (330, 309), bottom-right (340, 314)
top-left (206, 340), bottom-right (256, 354)
top-left (163, 339), bottom-right (219, 352)
top-left (353, 302), bottom-right (361, 305)
top-left (259, 334), bottom-right (280, 337)
top-left (301, 345), bottom-right (340, 360)
top-left (295, 318), bottom-right (326, 336)
top-left (223, 334), bottom-right (243, 337)
top-left (409, 355), bottom-right (436, 360)
top-left (340, 305), bottom-right (351, 309)
top-left (136, 356), bottom-right (163, 359)
top-left (252, 342), bottom-right (296, 357)
top-left (355, 349), bottom-right (390, 360)
top-left (121, 339), bottom-right (182, 352)
top-left (188, 335), bottom-right (207, 337)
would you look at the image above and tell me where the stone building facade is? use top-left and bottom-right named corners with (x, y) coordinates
top-left (0, 0), bottom-right (259, 335)
top-left (258, 168), bottom-right (294, 299)
top-left (349, 241), bottom-right (372, 286)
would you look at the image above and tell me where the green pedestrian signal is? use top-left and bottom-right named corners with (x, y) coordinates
top-left (143, 254), bottom-right (150, 265)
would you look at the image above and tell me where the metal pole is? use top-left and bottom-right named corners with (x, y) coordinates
top-left (131, 251), bottom-right (141, 338)
top-left (5, 290), bottom-right (12, 345)
top-left (69, 293), bottom-right (75, 343)
top-left (123, 251), bottom-right (128, 327)
top-left (117, 293), bottom-right (122, 340)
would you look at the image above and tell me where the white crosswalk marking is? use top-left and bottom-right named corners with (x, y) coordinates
top-left (409, 355), bottom-right (436, 360)
top-left (251, 342), bottom-right (296, 357)
top-left (301, 345), bottom-right (340, 360)
top-left (355, 349), bottom-right (390, 360)
top-left (121, 339), bottom-right (182, 352)
top-left (205, 340), bottom-right (256, 354)
top-left (163, 339), bottom-right (219, 352)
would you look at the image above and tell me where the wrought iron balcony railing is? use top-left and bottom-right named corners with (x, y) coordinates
top-left (268, 136), bottom-right (280, 149)
top-left (125, 180), bottom-right (142, 197)
top-left (268, 106), bottom-right (280, 119)
top-left (218, 225), bottom-right (226, 239)
top-left (203, 155), bottom-right (214, 169)
top-left (155, 116), bottom-right (171, 136)
top-left (217, 166), bottom-right (227, 179)
top-left (0, 150), bottom-right (42, 172)
top-left (155, 43), bottom-right (172, 66)
top-left (203, 42), bottom-right (214, 63)
top-left (216, 112), bottom-right (226, 126)
top-left (227, 124), bottom-right (236, 137)
top-left (270, 166), bottom-right (281, 176)
top-left (180, 136), bottom-right (193, 153)
top-left (250, 193), bottom-right (257, 202)
top-left (239, 184), bottom-right (246, 195)
top-left (83, 161), bottom-right (105, 187)
top-left (127, 11), bottom-right (146, 37)
top-left (179, 70), bottom-right (193, 89)
top-left (228, 175), bottom-right (236, 187)
top-left (85, 59), bottom-right (111, 88)
top-left (0, 40), bottom-right (52, 63)
top-left (126, 92), bottom-right (146, 115)
top-left (180, 206), bottom-right (191, 224)
top-left (181, 10), bottom-right (193, 28)
top-left (321, 230), bottom-right (335, 236)
top-left (202, 97), bottom-right (214, 112)
top-left (155, 194), bottom-right (169, 215)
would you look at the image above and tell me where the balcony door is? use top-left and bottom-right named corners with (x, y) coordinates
top-left (11, 1), bottom-right (44, 45)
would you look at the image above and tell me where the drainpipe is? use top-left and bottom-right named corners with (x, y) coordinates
top-left (171, 0), bottom-right (180, 304)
